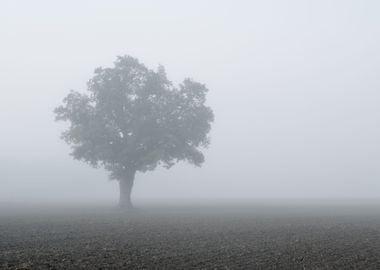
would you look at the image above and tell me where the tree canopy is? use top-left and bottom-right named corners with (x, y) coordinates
top-left (55, 56), bottom-right (214, 182)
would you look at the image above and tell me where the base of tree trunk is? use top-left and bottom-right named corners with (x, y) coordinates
top-left (118, 205), bottom-right (139, 212)
top-left (118, 201), bottom-right (134, 209)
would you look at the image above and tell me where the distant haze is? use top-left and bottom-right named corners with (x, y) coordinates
top-left (1, 0), bottom-right (380, 204)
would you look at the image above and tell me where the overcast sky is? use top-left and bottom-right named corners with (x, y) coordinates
top-left (1, 0), bottom-right (380, 204)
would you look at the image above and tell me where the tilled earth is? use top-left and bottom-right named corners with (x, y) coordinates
top-left (1, 205), bottom-right (380, 269)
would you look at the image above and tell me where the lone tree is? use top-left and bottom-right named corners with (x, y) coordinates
top-left (55, 56), bottom-right (214, 208)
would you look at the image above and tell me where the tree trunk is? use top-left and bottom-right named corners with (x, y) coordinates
top-left (119, 170), bottom-right (135, 208)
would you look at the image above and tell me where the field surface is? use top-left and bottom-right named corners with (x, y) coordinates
top-left (1, 203), bottom-right (380, 269)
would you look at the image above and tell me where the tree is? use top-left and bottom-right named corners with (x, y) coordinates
top-left (54, 56), bottom-right (214, 208)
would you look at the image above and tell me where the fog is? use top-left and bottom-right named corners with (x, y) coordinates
top-left (1, 0), bottom-right (380, 205)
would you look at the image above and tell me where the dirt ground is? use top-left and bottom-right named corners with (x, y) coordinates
top-left (1, 203), bottom-right (380, 269)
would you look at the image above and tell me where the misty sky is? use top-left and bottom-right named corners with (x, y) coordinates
top-left (1, 0), bottom-right (380, 204)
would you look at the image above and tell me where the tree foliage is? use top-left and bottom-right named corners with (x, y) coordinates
top-left (55, 56), bottom-right (214, 180)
